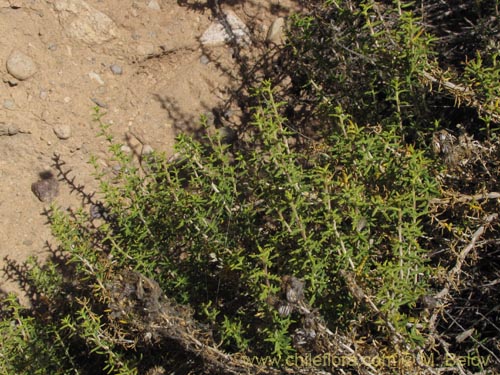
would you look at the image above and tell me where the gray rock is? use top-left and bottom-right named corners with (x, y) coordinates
top-left (90, 204), bottom-right (102, 219)
top-left (3, 99), bottom-right (15, 110)
top-left (31, 171), bottom-right (59, 203)
top-left (53, 124), bottom-right (72, 139)
top-left (6, 50), bottom-right (38, 80)
top-left (91, 97), bottom-right (108, 108)
top-left (200, 11), bottom-right (250, 47)
top-left (110, 64), bottom-right (123, 75)
top-left (200, 55), bottom-right (210, 65)
top-left (266, 17), bottom-right (285, 44)
top-left (90, 203), bottom-right (109, 220)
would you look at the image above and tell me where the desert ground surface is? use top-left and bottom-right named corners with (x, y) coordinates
top-left (0, 0), bottom-right (296, 301)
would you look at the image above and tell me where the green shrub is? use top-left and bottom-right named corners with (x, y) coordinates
top-left (2, 1), bottom-right (500, 374)
top-left (0, 82), bottom-right (441, 373)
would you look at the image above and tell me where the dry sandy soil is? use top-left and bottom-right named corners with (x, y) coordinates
top-left (0, 0), bottom-right (296, 301)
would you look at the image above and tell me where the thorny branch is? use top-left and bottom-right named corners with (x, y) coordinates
top-left (421, 70), bottom-right (500, 123)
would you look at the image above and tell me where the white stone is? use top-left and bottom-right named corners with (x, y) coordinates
top-left (141, 144), bottom-right (154, 156)
top-left (120, 145), bottom-right (132, 154)
top-left (6, 50), bottom-right (37, 80)
top-left (53, 0), bottom-right (118, 45)
top-left (3, 99), bottom-right (15, 110)
top-left (200, 11), bottom-right (250, 47)
top-left (53, 124), bottom-right (72, 140)
top-left (147, 0), bottom-right (161, 10)
top-left (136, 42), bottom-right (155, 56)
top-left (88, 72), bottom-right (104, 85)
top-left (266, 17), bottom-right (285, 44)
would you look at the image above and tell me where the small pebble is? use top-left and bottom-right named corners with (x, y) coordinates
top-left (53, 124), bottom-right (72, 140)
top-left (266, 17), bottom-right (285, 45)
top-left (88, 71), bottom-right (104, 85)
top-left (200, 55), bottom-right (210, 65)
top-left (6, 50), bottom-right (38, 80)
top-left (3, 99), bottom-right (15, 110)
top-left (136, 42), bottom-right (155, 56)
top-left (110, 64), bottom-right (123, 75)
top-left (90, 203), bottom-right (109, 220)
top-left (141, 144), bottom-right (154, 156)
top-left (147, 0), bottom-right (161, 10)
top-left (120, 145), bottom-right (132, 154)
top-left (31, 171), bottom-right (59, 203)
top-left (90, 204), bottom-right (102, 219)
top-left (48, 43), bottom-right (58, 51)
top-left (91, 97), bottom-right (108, 108)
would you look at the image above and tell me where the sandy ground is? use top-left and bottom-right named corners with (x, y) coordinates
top-left (0, 0), bottom-right (295, 301)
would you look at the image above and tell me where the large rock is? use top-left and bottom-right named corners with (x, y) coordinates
top-left (53, 0), bottom-right (118, 45)
top-left (6, 50), bottom-right (37, 80)
top-left (200, 11), bottom-right (250, 47)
